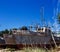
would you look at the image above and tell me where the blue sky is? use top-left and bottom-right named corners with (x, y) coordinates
top-left (0, 0), bottom-right (59, 30)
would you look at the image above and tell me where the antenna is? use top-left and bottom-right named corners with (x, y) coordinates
top-left (29, 25), bottom-right (33, 31)
top-left (40, 7), bottom-right (46, 27)
top-left (34, 23), bottom-right (40, 31)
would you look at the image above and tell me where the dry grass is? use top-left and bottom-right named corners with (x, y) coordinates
top-left (0, 47), bottom-right (60, 52)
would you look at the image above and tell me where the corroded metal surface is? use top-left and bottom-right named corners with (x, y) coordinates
top-left (14, 35), bottom-right (51, 44)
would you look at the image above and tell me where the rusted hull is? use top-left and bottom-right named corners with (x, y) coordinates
top-left (16, 44), bottom-right (52, 49)
top-left (0, 45), bottom-right (6, 48)
top-left (0, 42), bottom-right (58, 49)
